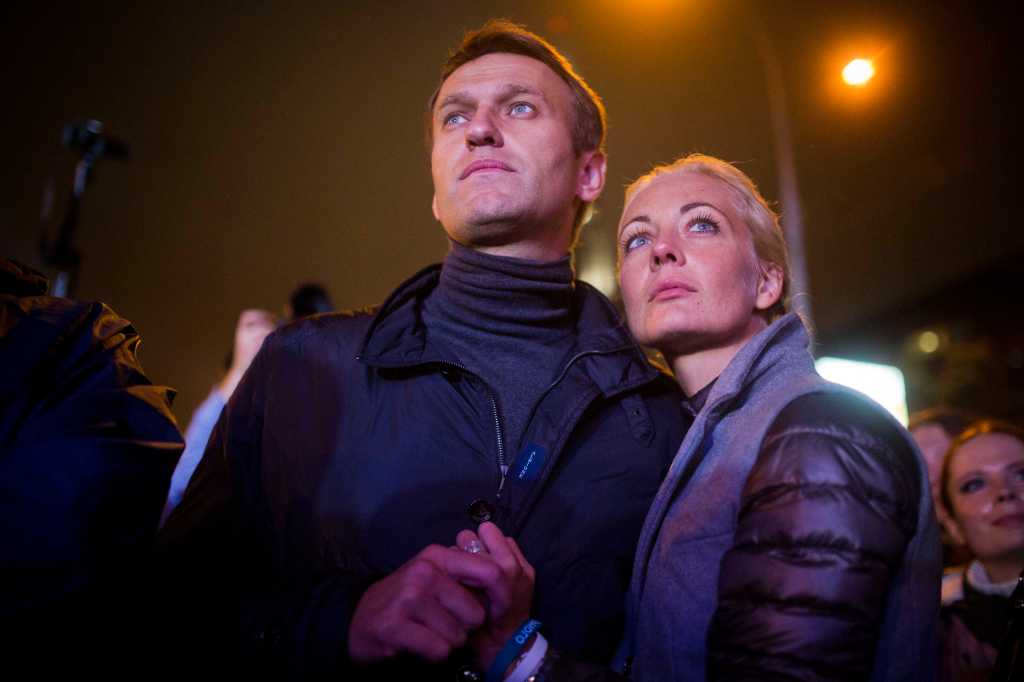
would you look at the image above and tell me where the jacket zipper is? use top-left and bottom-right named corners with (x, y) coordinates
top-left (520, 346), bottom-right (637, 427)
top-left (437, 360), bottom-right (508, 499)
top-left (490, 396), bottom-right (508, 499)
top-left (409, 347), bottom-right (643, 503)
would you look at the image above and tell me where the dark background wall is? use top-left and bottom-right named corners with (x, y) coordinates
top-left (3, 0), bottom-right (1020, 424)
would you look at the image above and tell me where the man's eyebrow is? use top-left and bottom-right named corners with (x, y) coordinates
top-left (436, 83), bottom-right (548, 113)
top-left (500, 83), bottom-right (547, 102)
top-left (436, 91), bottom-right (475, 112)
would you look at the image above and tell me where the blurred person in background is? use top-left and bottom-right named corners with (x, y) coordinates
top-left (0, 258), bottom-right (182, 672)
top-left (162, 282), bottom-right (333, 522)
top-left (911, 407), bottom-right (976, 567)
top-left (155, 20), bottom-right (684, 680)
top-left (939, 420), bottom-right (1024, 680)
top-left (911, 408), bottom-right (973, 493)
top-left (285, 281), bottom-right (333, 320)
top-left (458, 154), bottom-right (941, 681)
top-left (161, 307), bottom-right (276, 522)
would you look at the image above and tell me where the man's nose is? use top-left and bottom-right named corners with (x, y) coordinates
top-left (466, 108), bottom-right (503, 149)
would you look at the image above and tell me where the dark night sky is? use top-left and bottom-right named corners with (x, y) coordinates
top-left (2, 0), bottom-right (1019, 423)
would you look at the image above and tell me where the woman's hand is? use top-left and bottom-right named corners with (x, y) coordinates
top-left (455, 522), bottom-right (536, 672)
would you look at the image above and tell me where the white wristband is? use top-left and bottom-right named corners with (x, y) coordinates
top-left (505, 632), bottom-right (548, 682)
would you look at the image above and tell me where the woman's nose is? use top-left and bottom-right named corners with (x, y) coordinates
top-left (653, 237), bottom-right (682, 267)
top-left (995, 479), bottom-right (1021, 503)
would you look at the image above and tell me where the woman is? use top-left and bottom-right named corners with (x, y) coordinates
top-left (461, 154), bottom-right (942, 681)
top-left (939, 420), bottom-right (1024, 680)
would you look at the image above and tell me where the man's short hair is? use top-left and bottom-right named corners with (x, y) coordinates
top-left (427, 19), bottom-right (608, 241)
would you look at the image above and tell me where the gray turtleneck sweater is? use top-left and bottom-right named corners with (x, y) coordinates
top-left (421, 241), bottom-right (576, 456)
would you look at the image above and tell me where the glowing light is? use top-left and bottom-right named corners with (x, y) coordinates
top-left (842, 58), bottom-right (875, 86)
top-left (917, 330), bottom-right (940, 354)
top-left (577, 254), bottom-right (618, 299)
top-left (816, 356), bottom-right (908, 425)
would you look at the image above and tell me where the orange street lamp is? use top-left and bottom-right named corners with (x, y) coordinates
top-left (842, 58), bottom-right (875, 86)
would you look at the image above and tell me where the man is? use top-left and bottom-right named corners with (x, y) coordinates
top-left (158, 20), bottom-right (684, 679)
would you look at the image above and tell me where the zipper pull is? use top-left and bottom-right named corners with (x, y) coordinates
top-left (496, 465), bottom-right (508, 499)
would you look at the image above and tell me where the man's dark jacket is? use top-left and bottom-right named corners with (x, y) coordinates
top-left (158, 264), bottom-right (685, 679)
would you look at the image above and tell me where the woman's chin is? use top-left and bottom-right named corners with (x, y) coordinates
top-left (646, 328), bottom-right (713, 359)
top-left (646, 323), bottom-right (760, 360)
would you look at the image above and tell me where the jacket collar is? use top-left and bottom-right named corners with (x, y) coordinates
top-left (699, 313), bottom-right (814, 415)
top-left (356, 262), bottom-right (666, 397)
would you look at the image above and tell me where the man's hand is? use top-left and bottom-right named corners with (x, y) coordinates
top-left (348, 545), bottom-right (499, 664)
top-left (455, 523), bottom-right (536, 671)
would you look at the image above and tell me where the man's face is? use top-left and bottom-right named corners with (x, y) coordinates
top-left (430, 52), bottom-right (604, 260)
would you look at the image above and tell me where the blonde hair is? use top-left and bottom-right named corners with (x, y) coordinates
top-left (623, 153), bottom-right (790, 322)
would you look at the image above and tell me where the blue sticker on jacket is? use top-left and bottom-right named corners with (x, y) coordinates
top-left (514, 443), bottom-right (548, 482)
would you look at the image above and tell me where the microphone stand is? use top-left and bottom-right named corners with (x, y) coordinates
top-left (40, 120), bottom-right (128, 298)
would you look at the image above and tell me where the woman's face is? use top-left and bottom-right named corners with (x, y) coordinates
top-left (946, 432), bottom-right (1024, 562)
top-left (617, 171), bottom-right (781, 357)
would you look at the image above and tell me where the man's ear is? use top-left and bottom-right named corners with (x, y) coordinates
top-left (576, 151), bottom-right (607, 203)
top-left (432, 194), bottom-right (440, 222)
top-left (755, 262), bottom-right (784, 312)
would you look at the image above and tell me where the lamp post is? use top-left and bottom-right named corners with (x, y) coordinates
top-left (748, 23), bottom-right (815, 337)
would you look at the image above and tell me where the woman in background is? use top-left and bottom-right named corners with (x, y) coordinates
top-left (940, 420), bottom-right (1024, 680)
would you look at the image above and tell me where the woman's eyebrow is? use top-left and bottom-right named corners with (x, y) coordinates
top-left (679, 201), bottom-right (716, 214)
top-left (955, 469), bottom-right (984, 483)
top-left (619, 201), bottom-right (724, 234)
top-left (618, 214), bottom-right (650, 234)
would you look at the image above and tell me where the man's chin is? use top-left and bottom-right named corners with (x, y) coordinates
top-left (448, 211), bottom-right (527, 244)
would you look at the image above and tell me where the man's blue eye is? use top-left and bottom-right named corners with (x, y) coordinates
top-left (443, 113), bottom-right (466, 127)
top-left (510, 102), bottom-right (534, 116)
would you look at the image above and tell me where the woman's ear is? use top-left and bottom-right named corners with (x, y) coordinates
top-left (755, 261), bottom-right (784, 312)
top-left (941, 509), bottom-right (968, 548)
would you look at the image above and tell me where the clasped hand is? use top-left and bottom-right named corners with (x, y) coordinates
top-left (348, 522), bottom-right (535, 670)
